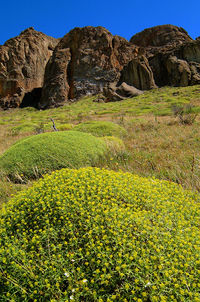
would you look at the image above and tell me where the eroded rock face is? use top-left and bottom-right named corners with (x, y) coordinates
top-left (40, 26), bottom-right (149, 108)
top-left (1, 25), bottom-right (200, 109)
top-left (149, 40), bottom-right (200, 86)
top-left (130, 24), bottom-right (192, 48)
top-left (119, 55), bottom-right (156, 90)
top-left (40, 25), bottom-right (200, 108)
top-left (0, 27), bottom-right (59, 108)
top-left (130, 25), bottom-right (200, 88)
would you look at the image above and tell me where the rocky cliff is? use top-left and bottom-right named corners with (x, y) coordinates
top-left (0, 27), bottom-right (59, 108)
top-left (0, 24), bottom-right (200, 109)
top-left (39, 26), bottom-right (155, 108)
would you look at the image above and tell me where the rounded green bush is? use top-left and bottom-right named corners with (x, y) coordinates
top-left (0, 167), bottom-right (199, 301)
top-left (57, 123), bottom-right (74, 131)
top-left (73, 121), bottom-right (127, 137)
top-left (0, 131), bottom-right (106, 182)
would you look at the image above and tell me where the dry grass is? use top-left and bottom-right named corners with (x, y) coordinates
top-left (123, 116), bottom-right (200, 191)
top-left (1, 85), bottom-right (200, 204)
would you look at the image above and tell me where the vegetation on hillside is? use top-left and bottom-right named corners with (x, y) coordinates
top-left (0, 85), bottom-right (200, 301)
top-left (0, 167), bottom-right (199, 301)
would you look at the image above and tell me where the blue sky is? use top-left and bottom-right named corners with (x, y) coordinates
top-left (0, 0), bottom-right (199, 44)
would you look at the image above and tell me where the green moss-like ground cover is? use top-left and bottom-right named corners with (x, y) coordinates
top-left (0, 167), bottom-right (199, 301)
top-left (73, 121), bottom-right (127, 137)
top-left (0, 131), bottom-right (107, 182)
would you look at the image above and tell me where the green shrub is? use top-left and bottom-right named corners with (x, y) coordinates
top-left (10, 122), bottom-right (37, 135)
top-left (0, 167), bottom-right (199, 301)
top-left (73, 121), bottom-right (127, 137)
top-left (0, 131), bottom-right (106, 182)
top-left (57, 123), bottom-right (74, 131)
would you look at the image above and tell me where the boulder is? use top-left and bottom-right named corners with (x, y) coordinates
top-left (0, 27), bottom-right (59, 109)
top-left (103, 82), bottom-right (143, 102)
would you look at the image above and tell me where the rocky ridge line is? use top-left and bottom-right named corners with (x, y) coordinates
top-left (0, 24), bottom-right (199, 109)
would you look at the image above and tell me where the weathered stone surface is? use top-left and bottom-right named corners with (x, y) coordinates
top-left (39, 26), bottom-right (145, 108)
top-left (130, 25), bottom-right (200, 88)
top-left (130, 24), bottom-right (192, 48)
top-left (119, 55), bottom-right (156, 90)
top-left (103, 82), bottom-right (143, 102)
top-left (0, 27), bottom-right (59, 108)
top-left (149, 39), bottom-right (200, 87)
top-left (41, 25), bottom-right (199, 108)
top-left (165, 56), bottom-right (192, 86)
top-left (40, 48), bottom-right (71, 108)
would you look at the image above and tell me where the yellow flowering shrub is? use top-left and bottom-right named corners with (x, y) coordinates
top-left (0, 167), bottom-right (200, 301)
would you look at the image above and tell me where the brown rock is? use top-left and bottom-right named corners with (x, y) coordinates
top-left (1, 24), bottom-right (200, 109)
top-left (39, 26), bottom-right (142, 108)
top-left (119, 55), bottom-right (156, 90)
top-left (116, 82), bottom-right (143, 97)
top-left (40, 48), bottom-right (71, 108)
top-left (103, 82), bottom-right (143, 102)
top-left (0, 27), bottom-right (59, 109)
top-left (130, 25), bottom-right (200, 88)
top-left (165, 55), bottom-right (192, 86)
top-left (149, 39), bottom-right (200, 87)
top-left (130, 24), bottom-right (192, 48)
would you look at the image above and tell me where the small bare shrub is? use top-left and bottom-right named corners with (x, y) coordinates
top-left (171, 104), bottom-right (198, 125)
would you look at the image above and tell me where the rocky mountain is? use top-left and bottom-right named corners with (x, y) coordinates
top-left (0, 24), bottom-right (199, 109)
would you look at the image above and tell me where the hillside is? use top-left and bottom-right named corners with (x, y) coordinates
top-left (1, 84), bottom-right (200, 202)
top-left (1, 86), bottom-right (200, 300)
top-left (0, 25), bottom-right (200, 301)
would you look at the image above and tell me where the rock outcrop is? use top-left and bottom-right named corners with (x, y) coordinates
top-left (0, 24), bottom-right (200, 109)
top-left (0, 27), bottom-right (59, 109)
top-left (148, 39), bottom-right (200, 87)
top-left (130, 24), bottom-right (192, 50)
top-left (39, 26), bottom-right (142, 108)
top-left (130, 25), bottom-right (200, 88)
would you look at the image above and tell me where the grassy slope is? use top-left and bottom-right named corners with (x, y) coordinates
top-left (1, 85), bottom-right (200, 204)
